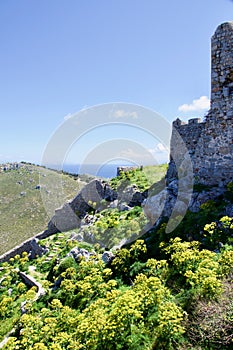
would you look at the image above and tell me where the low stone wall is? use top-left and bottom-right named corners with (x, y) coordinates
top-left (117, 166), bottom-right (143, 176)
top-left (0, 179), bottom-right (117, 263)
top-left (19, 271), bottom-right (45, 297)
top-left (0, 230), bottom-right (53, 263)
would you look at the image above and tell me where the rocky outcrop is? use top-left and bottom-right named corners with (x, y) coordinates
top-left (117, 184), bottom-right (147, 207)
top-left (47, 179), bottom-right (147, 235)
top-left (29, 238), bottom-right (48, 259)
top-left (67, 247), bottom-right (96, 262)
top-left (48, 179), bottom-right (117, 233)
top-left (142, 190), bottom-right (168, 224)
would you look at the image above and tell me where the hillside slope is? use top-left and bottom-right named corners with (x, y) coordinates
top-left (0, 163), bottom-right (84, 255)
top-left (0, 163), bottom-right (167, 256)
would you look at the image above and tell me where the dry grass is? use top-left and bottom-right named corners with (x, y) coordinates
top-left (0, 164), bottom-right (84, 255)
top-left (187, 278), bottom-right (233, 348)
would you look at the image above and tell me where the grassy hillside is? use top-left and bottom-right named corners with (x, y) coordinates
top-left (143, 164), bottom-right (168, 185)
top-left (0, 164), bottom-right (84, 255)
top-left (110, 164), bottom-right (167, 192)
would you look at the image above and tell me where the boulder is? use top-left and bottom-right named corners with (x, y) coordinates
top-left (49, 203), bottom-right (81, 233)
top-left (117, 184), bottom-right (136, 204)
top-left (28, 238), bottom-right (48, 259)
top-left (129, 190), bottom-right (147, 207)
top-left (118, 184), bottom-right (146, 207)
top-left (70, 232), bottom-right (84, 242)
top-left (71, 180), bottom-right (116, 216)
top-left (142, 189), bottom-right (168, 224)
top-left (102, 251), bottom-right (115, 264)
top-left (109, 199), bottom-right (118, 209)
top-left (103, 184), bottom-right (117, 202)
top-left (118, 202), bottom-right (131, 211)
top-left (68, 247), bottom-right (95, 262)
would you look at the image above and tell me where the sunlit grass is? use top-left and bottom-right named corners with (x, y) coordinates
top-left (0, 164), bottom-right (84, 255)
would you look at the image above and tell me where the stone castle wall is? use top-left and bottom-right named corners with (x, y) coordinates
top-left (210, 21), bottom-right (233, 120)
top-left (169, 22), bottom-right (233, 187)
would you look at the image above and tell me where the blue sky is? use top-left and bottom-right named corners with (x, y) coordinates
top-left (0, 0), bottom-right (233, 165)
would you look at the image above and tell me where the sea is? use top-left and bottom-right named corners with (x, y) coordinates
top-left (60, 163), bottom-right (135, 179)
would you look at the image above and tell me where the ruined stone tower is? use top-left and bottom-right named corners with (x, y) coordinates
top-left (169, 21), bottom-right (233, 188)
top-left (211, 21), bottom-right (233, 120)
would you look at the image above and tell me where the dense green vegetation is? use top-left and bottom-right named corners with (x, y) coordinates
top-left (110, 164), bottom-right (167, 192)
top-left (81, 206), bottom-right (147, 248)
top-left (0, 164), bottom-right (84, 255)
top-left (0, 165), bottom-right (233, 349)
top-left (0, 229), bottom-right (232, 349)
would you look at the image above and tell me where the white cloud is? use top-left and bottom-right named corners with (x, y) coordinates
top-left (148, 143), bottom-right (169, 164)
top-left (155, 143), bottom-right (167, 152)
top-left (64, 113), bottom-right (72, 120)
top-left (178, 96), bottom-right (210, 113)
top-left (148, 143), bottom-right (168, 154)
top-left (114, 109), bottom-right (138, 119)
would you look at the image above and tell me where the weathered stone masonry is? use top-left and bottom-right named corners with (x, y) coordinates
top-left (169, 22), bottom-right (233, 187)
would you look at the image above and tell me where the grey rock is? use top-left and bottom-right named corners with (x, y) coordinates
top-left (52, 276), bottom-right (63, 291)
top-left (142, 189), bottom-right (168, 224)
top-left (21, 301), bottom-right (27, 315)
top-left (70, 232), bottom-right (83, 242)
top-left (118, 185), bottom-right (146, 207)
top-left (109, 199), bottom-right (118, 209)
top-left (102, 251), bottom-right (115, 264)
top-left (28, 238), bottom-right (48, 259)
top-left (129, 191), bottom-right (147, 206)
top-left (225, 204), bottom-right (233, 217)
top-left (167, 180), bottom-right (178, 196)
top-left (118, 185), bottom-right (136, 204)
top-left (103, 184), bottom-right (118, 202)
top-left (68, 247), bottom-right (95, 262)
top-left (118, 202), bottom-right (131, 211)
